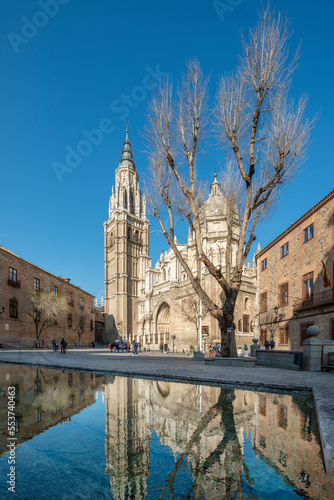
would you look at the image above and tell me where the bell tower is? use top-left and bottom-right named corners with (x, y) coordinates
top-left (104, 126), bottom-right (150, 341)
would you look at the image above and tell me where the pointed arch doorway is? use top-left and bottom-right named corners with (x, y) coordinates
top-left (156, 303), bottom-right (170, 347)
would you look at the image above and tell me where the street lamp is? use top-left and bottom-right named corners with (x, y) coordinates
top-left (172, 334), bottom-right (176, 353)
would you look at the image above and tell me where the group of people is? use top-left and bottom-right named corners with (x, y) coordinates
top-left (159, 344), bottom-right (170, 353)
top-left (52, 338), bottom-right (68, 354)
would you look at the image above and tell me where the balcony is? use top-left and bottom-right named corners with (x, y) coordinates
top-left (8, 278), bottom-right (21, 288)
top-left (293, 290), bottom-right (334, 312)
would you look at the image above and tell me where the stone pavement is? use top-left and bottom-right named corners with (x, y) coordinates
top-left (0, 347), bottom-right (333, 472)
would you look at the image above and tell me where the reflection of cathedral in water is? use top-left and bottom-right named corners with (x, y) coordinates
top-left (104, 377), bottom-right (333, 500)
top-left (104, 377), bottom-right (256, 499)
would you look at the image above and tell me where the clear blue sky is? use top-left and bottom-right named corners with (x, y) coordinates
top-left (1, 0), bottom-right (333, 300)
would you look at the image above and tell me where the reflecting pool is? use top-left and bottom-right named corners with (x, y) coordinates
top-left (0, 364), bottom-right (333, 499)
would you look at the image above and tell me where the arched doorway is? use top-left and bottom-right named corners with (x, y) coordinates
top-left (156, 303), bottom-right (170, 347)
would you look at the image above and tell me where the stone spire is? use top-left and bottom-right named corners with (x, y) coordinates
top-left (120, 123), bottom-right (135, 168)
top-left (210, 173), bottom-right (221, 196)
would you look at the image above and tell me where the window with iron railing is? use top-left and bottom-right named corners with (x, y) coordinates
top-left (302, 272), bottom-right (313, 304)
top-left (279, 326), bottom-right (289, 345)
top-left (260, 292), bottom-right (267, 312)
top-left (279, 282), bottom-right (289, 307)
top-left (9, 299), bottom-right (18, 319)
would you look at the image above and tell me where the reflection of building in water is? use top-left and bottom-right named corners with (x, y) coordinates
top-left (105, 377), bottom-right (150, 499)
top-left (104, 377), bottom-right (333, 499)
top-left (0, 365), bottom-right (104, 456)
top-left (254, 391), bottom-right (334, 499)
top-left (104, 376), bottom-right (257, 499)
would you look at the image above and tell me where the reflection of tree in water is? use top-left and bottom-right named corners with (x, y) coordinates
top-left (157, 388), bottom-right (255, 500)
top-left (32, 368), bottom-right (71, 413)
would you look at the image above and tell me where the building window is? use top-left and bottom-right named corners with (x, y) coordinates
top-left (261, 258), bottom-right (267, 271)
top-left (260, 292), bottom-right (267, 313)
top-left (302, 272), bottom-right (314, 304)
top-left (80, 298), bottom-right (84, 309)
top-left (300, 322), bottom-right (314, 345)
top-left (259, 395), bottom-right (267, 416)
top-left (279, 326), bottom-right (289, 345)
top-left (280, 242), bottom-right (289, 258)
top-left (238, 319), bottom-right (242, 331)
top-left (90, 302), bottom-right (93, 311)
top-left (243, 315), bottom-right (249, 333)
top-left (277, 405), bottom-right (288, 429)
top-left (33, 278), bottom-right (40, 292)
top-left (9, 299), bottom-right (18, 319)
top-left (53, 286), bottom-right (58, 295)
top-left (67, 314), bottom-right (72, 328)
top-left (244, 297), bottom-right (249, 310)
top-left (79, 316), bottom-right (84, 329)
top-left (303, 223), bottom-right (314, 243)
top-left (279, 282), bottom-right (289, 307)
top-left (9, 267), bottom-right (17, 282)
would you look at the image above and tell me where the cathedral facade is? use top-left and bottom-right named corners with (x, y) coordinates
top-left (104, 128), bottom-right (257, 352)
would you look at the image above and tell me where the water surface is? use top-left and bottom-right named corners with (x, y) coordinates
top-left (0, 364), bottom-right (332, 499)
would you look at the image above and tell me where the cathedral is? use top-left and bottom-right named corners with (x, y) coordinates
top-left (104, 127), bottom-right (257, 352)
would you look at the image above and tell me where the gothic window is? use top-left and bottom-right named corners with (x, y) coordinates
top-left (127, 228), bottom-right (131, 240)
top-left (243, 315), bottom-right (249, 333)
top-left (135, 230), bottom-right (139, 242)
top-left (244, 297), bottom-right (249, 310)
top-left (129, 188), bottom-right (134, 214)
top-left (123, 188), bottom-right (128, 209)
top-left (163, 269), bottom-right (166, 281)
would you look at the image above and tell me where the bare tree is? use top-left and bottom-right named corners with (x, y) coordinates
top-left (179, 295), bottom-right (208, 349)
top-left (144, 6), bottom-right (313, 356)
top-left (27, 291), bottom-right (68, 345)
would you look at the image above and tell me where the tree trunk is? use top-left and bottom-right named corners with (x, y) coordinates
top-left (35, 321), bottom-right (40, 345)
top-left (218, 289), bottom-right (238, 357)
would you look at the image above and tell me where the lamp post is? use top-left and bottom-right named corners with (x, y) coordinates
top-left (172, 334), bottom-right (176, 353)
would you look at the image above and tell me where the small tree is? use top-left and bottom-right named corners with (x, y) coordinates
top-left (145, 6), bottom-right (313, 356)
top-left (179, 296), bottom-right (208, 349)
top-left (76, 315), bottom-right (85, 347)
top-left (28, 292), bottom-right (68, 345)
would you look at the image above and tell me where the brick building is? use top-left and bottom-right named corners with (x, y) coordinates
top-left (0, 246), bottom-right (95, 348)
top-left (256, 190), bottom-right (334, 350)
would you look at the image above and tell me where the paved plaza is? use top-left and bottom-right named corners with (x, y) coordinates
top-left (0, 347), bottom-right (333, 472)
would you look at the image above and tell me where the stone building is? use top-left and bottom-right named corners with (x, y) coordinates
top-left (104, 128), bottom-right (257, 352)
top-left (0, 245), bottom-right (95, 347)
top-left (256, 189), bottom-right (334, 350)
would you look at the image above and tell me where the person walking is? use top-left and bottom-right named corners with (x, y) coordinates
top-left (60, 338), bottom-right (67, 354)
top-left (52, 339), bottom-right (56, 352)
top-left (133, 341), bottom-right (139, 356)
